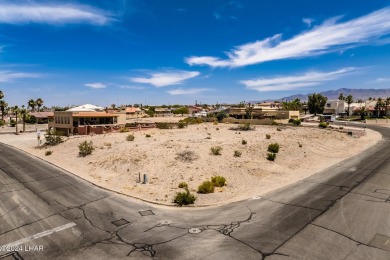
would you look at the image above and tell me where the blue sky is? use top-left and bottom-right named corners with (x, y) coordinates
top-left (1, 0), bottom-right (390, 107)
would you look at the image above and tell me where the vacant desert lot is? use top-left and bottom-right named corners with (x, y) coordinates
top-left (0, 123), bottom-right (381, 206)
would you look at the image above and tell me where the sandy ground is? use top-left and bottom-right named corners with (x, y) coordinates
top-left (0, 123), bottom-right (382, 206)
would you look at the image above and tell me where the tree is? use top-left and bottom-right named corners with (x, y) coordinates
top-left (345, 95), bottom-right (353, 117)
top-left (28, 99), bottom-right (36, 112)
top-left (338, 93), bottom-right (345, 101)
top-left (216, 111), bottom-right (227, 122)
top-left (36, 98), bottom-right (44, 112)
top-left (0, 90), bottom-right (4, 100)
top-left (385, 97), bottom-right (390, 117)
top-left (282, 99), bottom-right (302, 111)
top-left (20, 106), bottom-right (28, 132)
top-left (307, 93), bottom-right (328, 115)
top-left (0, 100), bottom-right (8, 121)
top-left (375, 98), bottom-right (385, 117)
top-left (356, 106), bottom-right (367, 121)
top-left (13, 106), bottom-right (20, 134)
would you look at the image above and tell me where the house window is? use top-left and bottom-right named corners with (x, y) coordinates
top-left (326, 103), bottom-right (331, 108)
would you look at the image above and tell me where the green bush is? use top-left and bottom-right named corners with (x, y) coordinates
top-left (45, 150), bottom-right (53, 156)
top-left (198, 180), bottom-right (214, 194)
top-left (319, 122), bottom-right (328, 128)
top-left (120, 127), bottom-right (129, 133)
top-left (234, 150), bottom-right (242, 157)
top-left (10, 119), bottom-right (16, 127)
top-left (0, 120), bottom-right (5, 126)
top-left (213, 121), bottom-right (218, 125)
top-left (178, 182), bottom-right (188, 189)
top-left (288, 118), bottom-right (295, 123)
top-left (174, 189), bottom-right (196, 206)
top-left (211, 176), bottom-right (226, 187)
top-left (78, 141), bottom-right (94, 157)
top-left (268, 143), bottom-right (280, 153)
top-left (126, 134), bottom-right (135, 141)
top-left (177, 122), bottom-right (186, 129)
top-left (25, 115), bottom-right (37, 124)
top-left (271, 121), bottom-right (278, 125)
top-left (293, 119), bottom-right (301, 126)
top-left (156, 122), bottom-right (174, 129)
top-left (211, 146), bottom-right (222, 155)
top-left (242, 140), bottom-right (247, 145)
top-left (267, 152), bottom-right (276, 161)
top-left (145, 134), bottom-right (151, 138)
top-left (45, 129), bottom-right (64, 145)
top-left (266, 134), bottom-right (271, 139)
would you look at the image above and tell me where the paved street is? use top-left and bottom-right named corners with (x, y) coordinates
top-left (0, 124), bottom-right (389, 260)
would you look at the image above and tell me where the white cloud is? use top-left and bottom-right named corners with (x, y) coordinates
top-left (373, 77), bottom-right (390, 83)
top-left (302, 18), bottom-right (315, 27)
top-left (0, 70), bottom-right (41, 82)
top-left (167, 88), bottom-right (212, 95)
top-left (84, 82), bottom-right (107, 89)
top-left (130, 70), bottom-right (200, 87)
top-left (241, 67), bottom-right (356, 92)
top-left (119, 85), bottom-right (145, 90)
top-left (0, 4), bottom-right (111, 25)
top-left (186, 7), bottom-right (390, 67)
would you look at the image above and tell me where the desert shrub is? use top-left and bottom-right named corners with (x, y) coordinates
top-left (299, 143), bottom-right (303, 148)
top-left (156, 122), bottom-right (174, 129)
top-left (242, 140), bottom-right (247, 145)
top-left (213, 121), bottom-right (218, 125)
top-left (145, 134), bottom-right (151, 138)
top-left (288, 118), bottom-right (295, 123)
top-left (216, 127), bottom-right (219, 131)
top-left (45, 129), bottom-right (64, 145)
top-left (120, 127), bottom-right (129, 133)
top-left (176, 150), bottom-right (198, 162)
top-left (268, 143), bottom-right (280, 153)
top-left (211, 176), bottom-right (226, 187)
top-left (177, 122), bottom-right (186, 129)
top-left (0, 120), bottom-right (5, 126)
top-left (267, 152), bottom-right (276, 161)
top-left (276, 128), bottom-right (282, 131)
top-left (234, 150), bottom-right (242, 157)
top-left (198, 181), bottom-right (214, 194)
top-left (271, 121), bottom-right (278, 125)
top-left (78, 141), bottom-right (94, 157)
top-left (104, 142), bottom-right (112, 147)
top-left (229, 123), bottom-right (254, 131)
top-left (210, 146), bottom-right (222, 155)
top-left (178, 182), bottom-right (188, 189)
top-left (45, 150), bottom-right (53, 156)
top-left (174, 189), bottom-right (196, 206)
top-left (293, 119), bottom-right (301, 126)
top-left (126, 134), bottom-right (135, 141)
top-left (180, 117), bottom-right (203, 125)
top-left (266, 134), bottom-right (271, 139)
top-left (339, 126), bottom-right (344, 130)
top-left (319, 122), bottom-right (328, 128)
top-left (10, 119), bottom-right (16, 127)
top-left (216, 111), bottom-right (227, 122)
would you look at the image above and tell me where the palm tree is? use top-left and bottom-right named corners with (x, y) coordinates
top-left (385, 97), bottom-right (390, 117)
top-left (345, 95), bottom-right (353, 117)
top-left (13, 106), bottom-right (20, 135)
top-left (36, 98), bottom-right (44, 112)
top-left (357, 106), bottom-right (367, 121)
top-left (0, 100), bottom-right (7, 121)
top-left (338, 93), bottom-right (345, 100)
top-left (20, 105), bottom-right (28, 132)
top-left (0, 90), bottom-right (4, 100)
top-left (376, 98), bottom-right (385, 117)
top-left (28, 99), bottom-right (36, 112)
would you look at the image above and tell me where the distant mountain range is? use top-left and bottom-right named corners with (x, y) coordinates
top-left (250, 88), bottom-right (390, 103)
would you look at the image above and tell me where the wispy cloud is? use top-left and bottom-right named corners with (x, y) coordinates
top-left (119, 85), bottom-right (145, 90)
top-left (167, 88), bottom-right (212, 95)
top-left (302, 18), bottom-right (315, 27)
top-left (241, 67), bottom-right (356, 92)
top-left (187, 7), bottom-right (390, 67)
top-left (0, 70), bottom-right (41, 82)
top-left (0, 4), bottom-right (112, 25)
top-left (371, 77), bottom-right (390, 83)
top-left (84, 82), bottom-right (107, 89)
top-left (130, 70), bottom-right (200, 87)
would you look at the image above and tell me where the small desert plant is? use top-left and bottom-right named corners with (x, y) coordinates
top-left (339, 126), bottom-right (344, 130)
top-left (266, 134), bottom-right (271, 139)
top-left (0, 120), bottom-right (5, 126)
top-left (319, 122), bottom-right (328, 128)
top-left (45, 129), bottom-right (64, 145)
top-left (298, 143), bottom-right (303, 148)
top-left (120, 127), bottom-right (129, 133)
top-left (176, 150), bottom-right (198, 162)
top-left (45, 150), bottom-right (53, 156)
top-left (267, 152), bottom-right (276, 161)
top-left (156, 122), bottom-right (173, 129)
top-left (271, 121), bottom-right (278, 125)
top-left (145, 134), bottom-right (151, 138)
top-left (288, 118), bottom-right (295, 123)
top-left (276, 128), bottom-right (282, 131)
top-left (126, 134), bottom-right (135, 141)
top-left (174, 189), bottom-right (196, 206)
top-left (234, 150), bottom-right (242, 157)
top-left (268, 143), bottom-right (280, 153)
top-left (293, 119), bottom-right (301, 126)
top-left (10, 119), bottom-right (16, 127)
top-left (210, 146), bottom-right (222, 155)
top-left (198, 180), bottom-right (214, 194)
top-left (104, 142), bottom-right (112, 147)
top-left (213, 121), bottom-right (218, 125)
top-left (177, 122), bottom-right (186, 129)
top-left (178, 182), bottom-right (188, 189)
top-left (78, 141), bottom-right (94, 157)
top-left (211, 176), bottom-right (226, 187)
top-left (242, 140), bottom-right (247, 145)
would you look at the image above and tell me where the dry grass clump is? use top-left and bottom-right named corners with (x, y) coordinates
top-left (176, 150), bottom-right (199, 162)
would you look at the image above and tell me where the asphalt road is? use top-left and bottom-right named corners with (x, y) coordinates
top-left (0, 124), bottom-right (389, 260)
